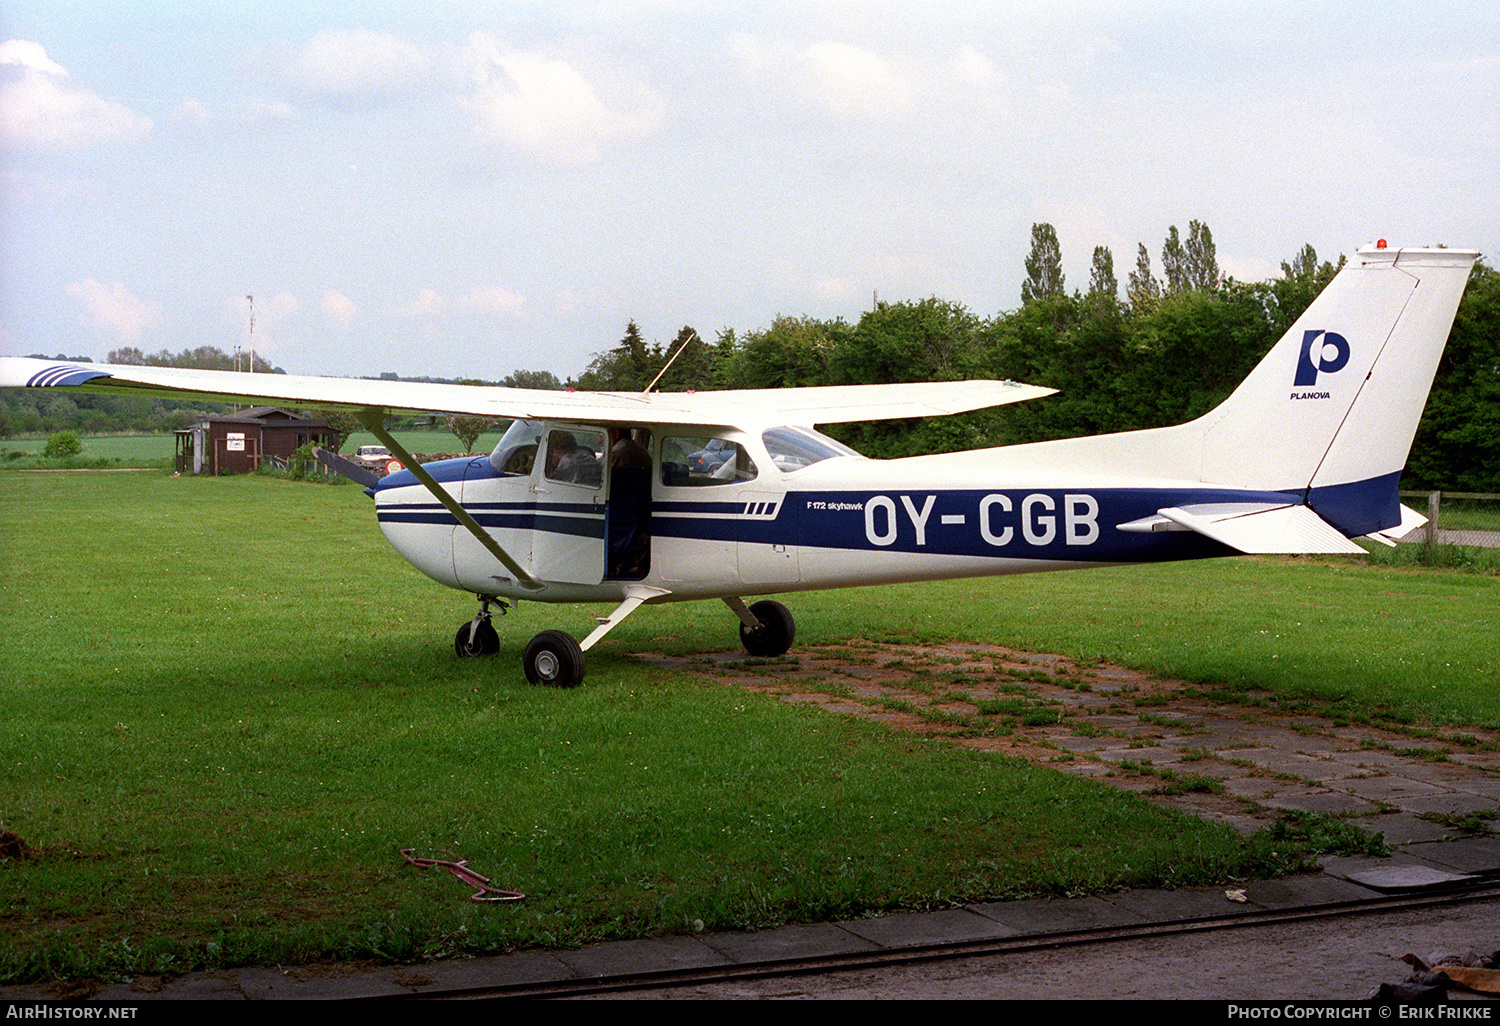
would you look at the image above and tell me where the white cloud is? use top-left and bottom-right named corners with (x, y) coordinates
top-left (950, 44), bottom-right (1000, 90)
top-left (172, 97), bottom-right (212, 125)
top-left (461, 33), bottom-right (660, 165)
top-left (796, 41), bottom-right (912, 117)
top-left (321, 290), bottom-right (358, 327)
top-left (0, 39), bottom-right (63, 76)
top-left (245, 97), bottom-right (296, 121)
top-left (397, 289), bottom-right (444, 317)
top-left (0, 40), bottom-right (151, 150)
top-left (66, 279), bottom-right (163, 342)
top-left (287, 29), bottom-right (433, 96)
top-left (463, 285), bottom-right (525, 316)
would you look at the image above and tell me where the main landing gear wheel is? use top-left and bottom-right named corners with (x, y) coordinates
top-left (523, 630), bottom-right (586, 687)
top-left (739, 600), bottom-right (795, 657)
top-left (455, 619), bottom-right (500, 657)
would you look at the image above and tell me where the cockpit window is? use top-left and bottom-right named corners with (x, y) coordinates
top-left (661, 435), bottom-right (757, 486)
top-left (761, 426), bottom-right (860, 472)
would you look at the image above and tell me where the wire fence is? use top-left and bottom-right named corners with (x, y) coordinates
top-left (1399, 491), bottom-right (1500, 549)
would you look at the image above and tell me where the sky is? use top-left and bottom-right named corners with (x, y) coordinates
top-left (2, 1), bottom-right (1496, 382)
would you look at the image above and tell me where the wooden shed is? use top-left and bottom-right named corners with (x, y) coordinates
top-left (175, 407), bottom-right (334, 476)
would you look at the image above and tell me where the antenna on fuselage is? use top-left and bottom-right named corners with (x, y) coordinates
top-left (642, 330), bottom-right (699, 394)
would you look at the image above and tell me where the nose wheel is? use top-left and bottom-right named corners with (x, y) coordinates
top-left (455, 596), bottom-right (505, 658)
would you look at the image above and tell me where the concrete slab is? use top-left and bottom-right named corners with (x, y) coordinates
top-left (1240, 873), bottom-right (1382, 909)
top-left (403, 950), bottom-right (575, 992)
top-left (968, 895), bottom-right (1148, 933)
top-left (552, 934), bottom-right (729, 978)
top-left (1103, 885), bottom-right (1253, 922)
top-left (1405, 836), bottom-right (1500, 875)
top-left (699, 922), bottom-right (879, 963)
top-left (834, 907), bottom-right (1018, 948)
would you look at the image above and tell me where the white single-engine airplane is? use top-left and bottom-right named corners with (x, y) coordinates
top-left (0, 243), bottom-right (1477, 686)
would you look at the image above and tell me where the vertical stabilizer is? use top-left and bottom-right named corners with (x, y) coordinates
top-left (1191, 245), bottom-right (1476, 533)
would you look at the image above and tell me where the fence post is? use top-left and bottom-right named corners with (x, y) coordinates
top-left (1426, 490), bottom-right (1441, 548)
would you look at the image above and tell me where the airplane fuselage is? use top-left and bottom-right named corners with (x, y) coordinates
top-left (371, 421), bottom-right (1316, 607)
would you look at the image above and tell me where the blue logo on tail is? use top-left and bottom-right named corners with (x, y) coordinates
top-left (1294, 330), bottom-right (1350, 386)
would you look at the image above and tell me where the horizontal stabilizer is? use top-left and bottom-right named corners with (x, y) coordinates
top-left (1361, 503), bottom-right (1428, 548)
top-left (1121, 502), bottom-right (1366, 554)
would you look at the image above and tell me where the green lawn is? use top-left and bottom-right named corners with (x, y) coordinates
top-left (0, 470), bottom-right (1495, 982)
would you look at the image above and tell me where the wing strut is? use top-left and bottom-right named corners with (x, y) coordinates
top-left (357, 411), bottom-right (544, 592)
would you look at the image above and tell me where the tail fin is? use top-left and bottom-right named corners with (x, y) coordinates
top-left (986, 244), bottom-right (1477, 549)
top-left (1189, 244), bottom-right (1476, 534)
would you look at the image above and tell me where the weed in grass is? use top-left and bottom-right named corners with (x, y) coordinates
top-left (1146, 773), bottom-right (1224, 797)
top-left (1070, 722), bottom-right (1111, 738)
top-left (1137, 713), bottom-right (1201, 731)
top-left (1263, 811), bottom-right (1391, 858)
top-left (974, 698), bottom-right (1029, 717)
top-left (915, 707), bottom-right (977, 730)
top-left (1416, 809), bottom-right (1498, 834)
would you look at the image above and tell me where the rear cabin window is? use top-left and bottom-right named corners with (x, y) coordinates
top-left (660, 435), bottom-right (757, 487)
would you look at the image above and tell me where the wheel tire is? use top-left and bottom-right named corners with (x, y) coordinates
top-left (454, 620), bottom-right (500, 657)
top-left (523, 630), bottom-right (586, 687)
top-left (739, 600), bottom-right (795, 657)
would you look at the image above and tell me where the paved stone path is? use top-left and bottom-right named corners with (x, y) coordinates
top-left (643, 641), bottom-right (1500, 849)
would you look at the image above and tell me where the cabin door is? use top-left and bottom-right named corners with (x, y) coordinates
top-left (528, 424), bottom-right (607, 586)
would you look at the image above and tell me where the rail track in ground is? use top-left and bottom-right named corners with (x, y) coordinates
top-left (386, 881), bottom-right (1500, 1000)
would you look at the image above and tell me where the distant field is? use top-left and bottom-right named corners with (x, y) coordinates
top-left (1, 433), bottom-right (176, 465)
top-left (1, 471), bottom-right (1496, 982)
top-left (0, 429), bottom-right (498, 465)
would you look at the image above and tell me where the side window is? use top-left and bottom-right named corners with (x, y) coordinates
top-left (544, 428), bottom-right (604, 486)
top-left (660, 435), bottom-right (757, 487)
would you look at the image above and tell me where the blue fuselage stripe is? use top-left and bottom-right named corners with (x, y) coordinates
top-left (377, 477), bottom-right (1400, 563)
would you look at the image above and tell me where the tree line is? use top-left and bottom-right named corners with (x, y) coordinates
top-left (575, 225), bottom-right (1497, 490)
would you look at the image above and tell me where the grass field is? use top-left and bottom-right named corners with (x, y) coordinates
top-left (1, 470), bottom-right (1496, 982)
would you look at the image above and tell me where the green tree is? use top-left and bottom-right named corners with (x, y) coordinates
top-left (1021, 223), bottom-right (1065, 305)
top-left (1161, 226), bottom-right (1188, 295)
top-left (735, 315), bottom-right (850, 390)
top-left (1127, 242), bottom-right (1161, 311)
top-left (1087, 246), bottom-right (1118, 313)
top-left (501, 369), bottom-right (563, 390)
top-left (106, 345), bottom-right (278, 373)
top-left (650, 326), bottom-right (715, 392)
top-left (573, 320), bottom-right (653, 390)
top-left (1184, 220), bottom-right (1220, 291)
top-left (315, 410), bottom-right (362, 453)
top-left (830, 298), bottom-right (990, 456)
top-left (447, 415), bottom-right (492, 453)
top-left (43, 430), bottom-right (82, 458)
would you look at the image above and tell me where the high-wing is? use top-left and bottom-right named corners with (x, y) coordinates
top-left (0, 358), bottom-right (1054, 427)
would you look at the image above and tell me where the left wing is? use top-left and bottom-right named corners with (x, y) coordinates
top-left (0, 358), bottom-right (1053, 427)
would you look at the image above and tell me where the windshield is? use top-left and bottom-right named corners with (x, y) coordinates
top-left (761, 426), bottom-right (861, 472)
top-left (488, 419), bottom-right (544, 475)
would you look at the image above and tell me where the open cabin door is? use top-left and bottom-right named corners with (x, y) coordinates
top-left (528, 424), bottom-right (608, 586)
